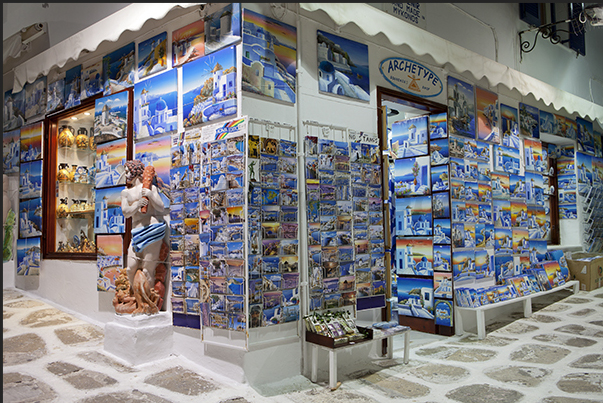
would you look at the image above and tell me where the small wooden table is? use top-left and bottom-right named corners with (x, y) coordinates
top-left (308, 326), bottom-right (410, 390)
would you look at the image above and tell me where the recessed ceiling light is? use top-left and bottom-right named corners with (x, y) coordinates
top-left (71, 116), bottom-right (78, 120)
top-left (84, 112), bottom-right (90, 116)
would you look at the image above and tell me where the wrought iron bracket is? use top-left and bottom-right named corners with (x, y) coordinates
top-left (519, 18), bottom-right (578, 62)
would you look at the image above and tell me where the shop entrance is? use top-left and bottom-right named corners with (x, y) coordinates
top-left (377, 86), bottom-right (453, 336)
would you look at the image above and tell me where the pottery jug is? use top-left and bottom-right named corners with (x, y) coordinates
top-left (75, 127), bottom-right (89, 149)
top-left (57, 197), bottom-right (70, 218)
top-left (57, 163), bottom-right (71, 182)
top-left (58, 125), bottom-right (75, 147)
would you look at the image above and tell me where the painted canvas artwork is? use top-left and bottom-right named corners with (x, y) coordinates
top-left (394, 195), bottom-right (432, 236)
top-left (519, 103), bottom-right (539, 138)
top-left (19, 197), bottom-right (42, 238)
top-left (16, 237), bottom-right (40, 276)
top-left (576, 151), bottom-right (593, 193)
top-left (431, 164), bottom-right (449, 192)
top-left (539, 110), bottom-right (554, 136)
top-left (434, 272), bottom-right (453, 299)
top-left (500, 104), bottom-right (520, 149)
top-left (64, 65), bottom-right (81, 109)
top-left (205, 3), bottom-right (241, 54)
top-left (138, 31), bottom-right (167, 79)
top-left (433, 218), bottom-right (451, 245)
top-left (182, 45), bottom-right (237, 127)
top-left (95, 139), bottom-right (127, 188)
top-left (173, 20), bottom-right (205, 68)
top-left (524, 138), bottom-right (543, 173)
top-left (134, 135), bottom-right (171, 192)
top-left (576, 117), bottom-right (594, 155)
top-left (525, 171), bottom-right (544, 206)
top-left (20, 122), bottom-right (43, 162)
top-left (46, 78), bottom-right (65, 113)
top-left (391, 116), bottom-right (429, 158)
top-left (242, 9), bottom-right (296, 103)
top-left (97, 234), bottom-right (123, 292)
top-left (509, 174), bottom-right (526, 200)
top-left (429, 112), bottom-right (447, 139)
top-left (493, 145), bottom-right (521, 175)
top-left (94, 92), bottom-right (129, 144)
top-left (102, 42), bottom-right (135, 95)
top-left (432, 191), bottom-right (450, 218)
top-left (513, 228), bottom-right (529, 254)
top-left (4, 89), bottom-right (26, 132)
top-left (476, 86), bottom-right (499, 143)
top-left (493, 199), bottom-right (511, 227)
top-left (395, 237), bottom-right (433, 276)
top-left (434, 299), bottom-right (453, 327)
top-left (433, 244), bottom-right (451, 271)
top-left (430, 138), bottom-right (449, 165)
top-left (447, 76), bottom-right (475, 139)
top-left (24, 76), bottom-right (47, 120)
top-left (491, 172), bottom-right (510, 200)
top-left (94, 186), bottom-right (126, 234)
top-left (394, 156), bottom-right (430, 196)
top-left (397, 276), bottom-right (434, 319)
top-left (316, 30), bottom-right (369, 101)
top-left (559, 204), bottom-right (577, 219)
top-left (452, 249), bottom-right (475, 281)
top-left (3, 129), bottom-right (20, 174)
top-left (81, 61), bottom-right (103, 100)
top-left (495, 227), bottom-right (513, 254)
top-left (19, 159), bottom-right (42, 199)
top-left (134, 68), bottom-right (178, 139)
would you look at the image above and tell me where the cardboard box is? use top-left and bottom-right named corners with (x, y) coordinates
top-left (567, 255), bottom-right (603, 291)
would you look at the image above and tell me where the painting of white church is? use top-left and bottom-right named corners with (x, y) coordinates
top-left (134, 68), bottom-right (178, 140)
top-left (395, 195), bottom-right (432, 236)
top-left (19, 160), bottom-right (42, 199)
top-left (391, 115), bottom-right (429, 158)
top-left (395, 237), bottom-right (433, 276)
top-left (3, 128), bottom-right (20, 174)
top-left (94, 186), bottom-right (126, 234)
top-left (205, 3), bottom-right (241, 55)
top-left (4, 89), bottom-right (26, 132)
top-left (24, 76), bottom-right (47, 120)
top-left (397, 276), bottom-right (434, 319)
top-left (94, 93), bottom-right (129, 144)
top-left (16, 237), bottom-right (40, 276)
top-left (102, 42), bottom-right (135, 95)
top-left (95, 139), bottom-right (127, 188)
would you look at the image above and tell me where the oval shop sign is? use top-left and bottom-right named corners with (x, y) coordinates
top-left (379, 57), bottom-right (443, 98)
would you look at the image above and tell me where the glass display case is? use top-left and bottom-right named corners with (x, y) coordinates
top-left (43, 98), bottom-right (98, 259)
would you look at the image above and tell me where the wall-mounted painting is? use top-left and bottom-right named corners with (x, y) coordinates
top-left (394, 195), bottom-right (432, 236)
top-left (447, 76), bottom-right (475, 139)
top-left (519, 103), bottom-right (539, 138)
top-left (500, 104), bottom-right (520, 148)
top-left (24, 76), bottom-right (47, 120)
top-left (476, 86), bottom-right (499, 143)
top-left (433, 218), bottom-right (451, 245)
top-left (205, 3), bottom-right (241, 54)
top-left (64, 65), bottom-right (81, 109)
top-left (94, 92), bottom-right (129, 144)
top-left (316, 30), bottom-right (369, 101)
top-left (429, 112), bottom-right (447, 139)
top-left (173, 20), bottom-right (205, 68)
top-left (391, 115), bottom-right (429, 158)
top-left (452, 249), bottom-right (475, 281)
top-left (491, 172), bottom-right (510, 200)
top-left (20, 122), bottom-right (43, 162)
top-left (394, 155), bottom-right (430, 196)
top-left (513, 228), bottom-right (529, 254)
top-left (46, 78), bottom-right (65, 113)
top-left (493, 144), bottom-right (520, 175)
top-left (102, 42), bottom-right (135, 95)
top-left (433, 244), bottom-right (451, 271)
top-left (3, 129), bottom-right (20, 174)
top-left (19, 197), bottom-right (42, 238)
top-left (576, 117), bottom-right (594, 155)
top-left (509, 174), bottom-right (526, 200)
top-left (397, 276), bottom-right (434, 319)
top-left (493, 199), bottom-right (511, 227)
top-left (539, 110), bottom-right (554, 136)
top-left (495, 227), bottom-right (513, 254)
top-left (16, 237), bottom-right (40, 276)
top-left (433, 272), bottom-right (453, 299)
top-left (242, 9), bottom-right (296, 103)
top-left (134, 135), bottom-right (171, 193)
top-left (134, 68), bottom-right (178, 140)
top-left (95, 138), bottom-right (127, 188)
top-left (576, 151), bottom-right (593, 193)
top-left (94, 186), bottom-right (126, 234)
top-left (182, 45), bottom-right (237, 127)
top-left (431, 164), bottom-right (449, 192)
top-left (81, 61), bottom-right (103, 100)
top-left (524, 138), bottom-right (543, 173)
top-left (432, 191), bottom-right (450, 218)
top-left (97, 234), bottom-right (123, 292)
top-left (19, 159), bottom-right (42, 200)
top-left (138, 31), bottom-right (167, 79)
top-left (430, 138), bottom-right (449, 165)
top-left (395, 237), bottom-right (433, 276)
top-left (434, 299), bottom-right (453, 326)
top-left (525, 171), bottom-right (544, 206)
top-left (4, 89), bottom-right (26, 132)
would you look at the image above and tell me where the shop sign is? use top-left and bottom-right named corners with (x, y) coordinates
top-left (379, 58), bottom-right (443, 98)
top-left (383, 3), bottom-right (427, 29)
top-left (348, 130), bottom-right (379, 145)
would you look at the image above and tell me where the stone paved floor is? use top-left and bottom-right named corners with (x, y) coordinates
top-left (4, 287), bottom-right (603, 403)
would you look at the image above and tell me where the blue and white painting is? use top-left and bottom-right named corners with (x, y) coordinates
top-left (46, 79), bottom-right (65, 113)
top-left (525, 171), bottom-right (544, 206)
top-left (433, 218), bottom-right (451, 244)
top-left (94, 92), bottom-right (129, 144)
top-left (447, 76), bottom-right (475, 139)
top-left (3, 129), bottom-right (20, 174)
top-left (500, 104), bottom-right (520, 149)
top-left (434, 299), bottom-right (453, 327)
top-left (433, 192), bottom-right (450, 220)
top-left (539, 110), bottom-right (554, 136)
top-left (19, 197), bottom-right (42, 238)
top-left (397, 276), bottom-right (434, 319)
top-left (391, 116), bottom-right (429, 158)
top-left (429, 113), bottom-right (447, 139)
top-left (242, 9), bottom-right (296, 103)
top-left (205, 3), bottom-right (241, 55)
top-left (94, 186), bottom-right (126, 234)
top-left (394, 195), bottom-right (432, 236)
top-left (81, 61), bottom-right (103, 100)
top-left (493, 144), bottom-right (521, 175)
top-left (16, 237), bottom-right (40, 276)
top-left (576, 117), bottom-right (594, 155)
top-left (24, 76), bottom-right (47, 120)
top-left (431, 164), bottom-right (449, 192)
top-left (519, 103), bottom-right (539, 138)
top-left (576, 151), bottom-right (593, 193)
top-left (4, 89), bottom-right (26, 132)
top-left (394, 155), bottom-right (430, 196)
top-left (19, 160), bottom-right (42, 199)
top-left (138, 31), bottom-right (167, 79)
top-left (102, 42), bottom-right (135, 95)
top-left (134, 68), bottom-right (178, 140)
top-left (430, 138), bottom-right (449, 165)
top-left (182, 45), bottom-right (237, 127)
top-left (433, 244), bottom-right (451, 272)
top-left (64, 65), bottom-right (81, 109)
top-left (317, 30), bottom-right (369, 101)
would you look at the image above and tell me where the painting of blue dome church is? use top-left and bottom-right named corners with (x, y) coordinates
top-left (94, 186), bottom-right (126, 234)
top-left (182, 46), bottom-right (237, 127)
top-left (102, 42), bottom-right (135, 95)
top-left (134, 69), bottom-right (178, 140)
top-left (94, 93), bottom-right (129, 144)
top-left (19, 160), bottom-right (42, 199)
top-left (242, 9), bottom-right (297, 104)
top-left (3, 129), bottom-right (20, 174)
top-left (316, 30), bottom-right (369, 101)
top-left (397, 276), bottom-right (434, 319)
top-left (394, 195), bottom-right (432, 236)
top-left (395, 237), bottom-right (433, 276)
top-left (394, 155), bottom-right (430, 196)
top-left (391, 115), bottom-right (428, 158)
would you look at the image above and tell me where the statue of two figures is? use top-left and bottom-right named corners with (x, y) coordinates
top-left (113, 160), bottom-right (169, 315)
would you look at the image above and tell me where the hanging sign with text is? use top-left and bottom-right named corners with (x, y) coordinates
top-left (379, 57), bottom-right (443, 98)
top-left (383, 3), bottom-right (426, 29)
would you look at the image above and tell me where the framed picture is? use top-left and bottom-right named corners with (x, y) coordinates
top-left (102, 42), bottom-right (135, 95)
top-left (138, 31), bottom-right (168, 79)
top-left (476, 86), bottom-right (499, 143)
top-left (447, 76), bottom-right (475, 139)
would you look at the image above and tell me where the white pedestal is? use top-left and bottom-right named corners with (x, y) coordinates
top-left (104, 312), bottom-right (173, 366)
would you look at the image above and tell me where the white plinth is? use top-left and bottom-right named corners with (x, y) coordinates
top-left (104, 312), bottom-right (173, 366)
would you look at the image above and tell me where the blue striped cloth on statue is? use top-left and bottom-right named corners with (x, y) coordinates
top-left (131, 222), bottom-right (167, 253)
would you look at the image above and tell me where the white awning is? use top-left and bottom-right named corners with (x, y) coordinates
top-left (12, 3), bottom-right (202, 92)
top-left (300, 3), bottom-right (603, 126)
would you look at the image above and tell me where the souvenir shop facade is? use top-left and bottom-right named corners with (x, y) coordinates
top-left (4, 3), bottom-right (603, 385)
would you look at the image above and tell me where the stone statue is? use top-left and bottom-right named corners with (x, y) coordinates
top-left (113, 160), bottom-right (168, 315)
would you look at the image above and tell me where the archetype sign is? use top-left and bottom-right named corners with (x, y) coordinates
top-left (379, 57), bottom-right (443, 98)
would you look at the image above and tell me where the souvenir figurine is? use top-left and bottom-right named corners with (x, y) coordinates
top-left (71, 199), bottom-right (81, 212)
top-left (69, 164), bottom-right (78, 182)
top-left (58, 125), bottom-right (75, 147)
top-left (57, 163), bottom-right (71, 182)
top-left (75, 165), bottom-right (88, 183)
top-left (75, 127), bottom-right (89, 149)
top-left (57, 197), bottom-right (70, 218)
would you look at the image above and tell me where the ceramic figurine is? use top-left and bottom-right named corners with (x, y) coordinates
top-left (57, 197), bottom-right (70, 218)
top-left (75, 127), bottom-right (89, 149)
top-left (58, 125), bottom-right (75, 147)
top-left (69, 165), bottom-right (78, 182)
top-left (57, 163), bottom-right (71, 182)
